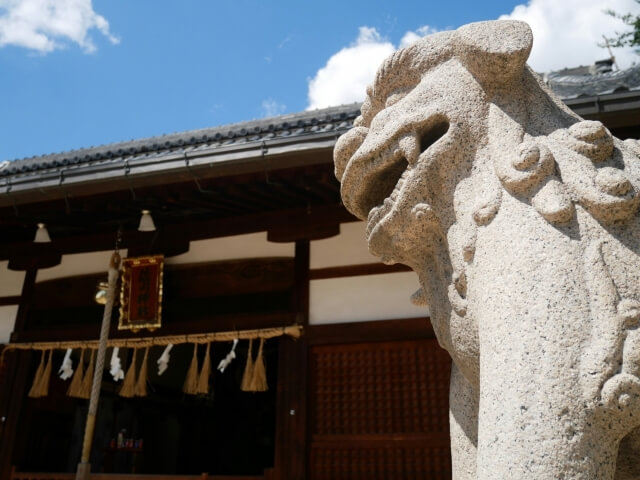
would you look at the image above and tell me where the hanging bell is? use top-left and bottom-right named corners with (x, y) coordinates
top-left (138, 210), bottom-right (156, 232)
top-left (34, 223), bottom-right (51, 243)
top-left (94, 281), bottom-right (109, 305)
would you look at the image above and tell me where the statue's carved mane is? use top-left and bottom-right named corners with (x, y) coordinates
top-left (335, 20), bottom-right (640, 479)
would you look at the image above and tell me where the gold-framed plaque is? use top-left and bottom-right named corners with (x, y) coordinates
top-left (118, 255), bottom-right (163, 332)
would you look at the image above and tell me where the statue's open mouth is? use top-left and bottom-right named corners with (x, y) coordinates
top-left (361, 151), bottom-right (409, 223)
top-left (341, 118), bottom-right (450, 239)
top-left (366, 162), bottom-right (410, 239)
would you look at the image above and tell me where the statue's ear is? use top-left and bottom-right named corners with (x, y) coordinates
top-left (453, 20), bottom-right (532, 87)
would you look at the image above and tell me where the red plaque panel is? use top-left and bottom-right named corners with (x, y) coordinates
top-left (118, 255), bottom-right (163, 332)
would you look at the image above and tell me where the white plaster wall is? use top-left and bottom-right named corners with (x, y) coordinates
top-left (310, 222), bottom-right (378, 268)
top-left (167, 232), bottom-right (294, 265)
top-left (36, 249), bottom-right (129, 282)
top-left (0, 305), bottom-right (18, 343)
top-left (0, 261), bottom-right (25, 296)
top-left (309, 272), bottom-right (429, 325)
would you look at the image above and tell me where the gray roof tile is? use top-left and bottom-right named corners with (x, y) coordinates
top-left (1, 103), bottom-right (361, 177)
top-left (546, 63), bottom-right (640, 99)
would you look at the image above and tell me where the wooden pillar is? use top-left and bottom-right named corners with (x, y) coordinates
top-left (292, 240), bottom-right (310, 324)
top-left (274, 240), bottom-right (309, 480)
top-left (0, 269), bottom-right (37, 480)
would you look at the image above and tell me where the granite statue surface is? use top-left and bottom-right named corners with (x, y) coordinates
top-left (334, 20), bottom-right (640, 479)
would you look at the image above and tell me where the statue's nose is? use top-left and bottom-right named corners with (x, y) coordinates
top-left (333, 126), bottom-right (368, 182)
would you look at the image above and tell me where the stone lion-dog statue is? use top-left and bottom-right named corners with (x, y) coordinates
top-left (334, 20), bottom-right (640, 479)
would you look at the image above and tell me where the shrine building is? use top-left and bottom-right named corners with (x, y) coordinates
top-left (0, 60), bottom-right (638, 480)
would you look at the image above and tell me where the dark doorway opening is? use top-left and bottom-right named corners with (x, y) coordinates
top-left (14, 340), bottom-right (278, 476)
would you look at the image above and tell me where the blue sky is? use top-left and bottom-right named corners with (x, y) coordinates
top-left (0, 0), bottom-right (638, 162)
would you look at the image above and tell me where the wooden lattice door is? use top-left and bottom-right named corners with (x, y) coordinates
top-left (309, 338), bottom-right (452, 480)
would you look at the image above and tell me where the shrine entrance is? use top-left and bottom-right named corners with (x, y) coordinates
top-left (13, 342), bottom-right (278, 477)
top-left (2, 254), bottom-right (304, 480)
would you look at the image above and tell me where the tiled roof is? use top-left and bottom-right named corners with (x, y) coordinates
top-left (0, 103), bottom-right (361, 177)
top-left (546, 63), bottom-right (640, 99)
top-left (2, 63), bottom-right (640, 180)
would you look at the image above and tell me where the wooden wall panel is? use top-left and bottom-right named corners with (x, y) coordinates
top-left (309, 339), bottom-right (452, 479)
top-left (310, 444), bottom-right (451, 480)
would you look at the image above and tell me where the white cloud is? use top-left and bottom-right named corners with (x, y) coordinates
top-left (261, 98), bottom-right (286, 118)
top-left (400, 25), bottom-right (441, 49)
top-left (308, 1), bottom-right (640, 109)
top-left (500, 0), bottom-right (639, 72)
top-left (307, 27), bottom-right (395, 110)
top-left (306, 25), bottom-right (437, 110)
top-left (0, 0), bottom-right (119, 54)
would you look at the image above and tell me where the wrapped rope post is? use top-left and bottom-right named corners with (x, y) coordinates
top-left (76, 249), bottom-right (121, 480)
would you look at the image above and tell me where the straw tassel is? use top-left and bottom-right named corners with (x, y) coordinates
top-left (28, 350), bottom-right (52, 398)
top-left (249, 338), bottom-right (268, 392)
top-left (38, 349), bottom-right (53, 397)
top-left (28, 350), bottom-right (45, 398)
top-left (135, 347), bottom-right (150, 397)
top-left (240, 339), bottom-right (254, 392)
top-left (119, 348), bottom-right (138, 398)
top-left (196, 343), bottom-right (211, 394)
top-left (68, 349), bottom-right (86, 398)
top-left (183, 344), bottom-right (199, 395)
top-left (77, 349), bottom-right (96, 399)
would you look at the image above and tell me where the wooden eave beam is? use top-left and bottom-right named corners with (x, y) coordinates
top-left (0, 142), bottom-right (335, 209)
top-left (2, 204), bottom-right (358, 265)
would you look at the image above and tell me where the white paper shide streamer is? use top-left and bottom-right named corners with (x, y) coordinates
top-left (109, 347), bottom-right (125, 381)
top-left (217, 339), bottom-right (238, 373)
top-left (58, 348), bottom-right (74, 380)
top-left (157, 344), bottom-right (173, 376)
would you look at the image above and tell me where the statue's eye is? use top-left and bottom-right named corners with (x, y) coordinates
top-left (385, 91), bottom-right (408, 108)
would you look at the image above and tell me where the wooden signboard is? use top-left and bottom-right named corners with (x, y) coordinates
top-left (118, 255), bottom-right (164, 332)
